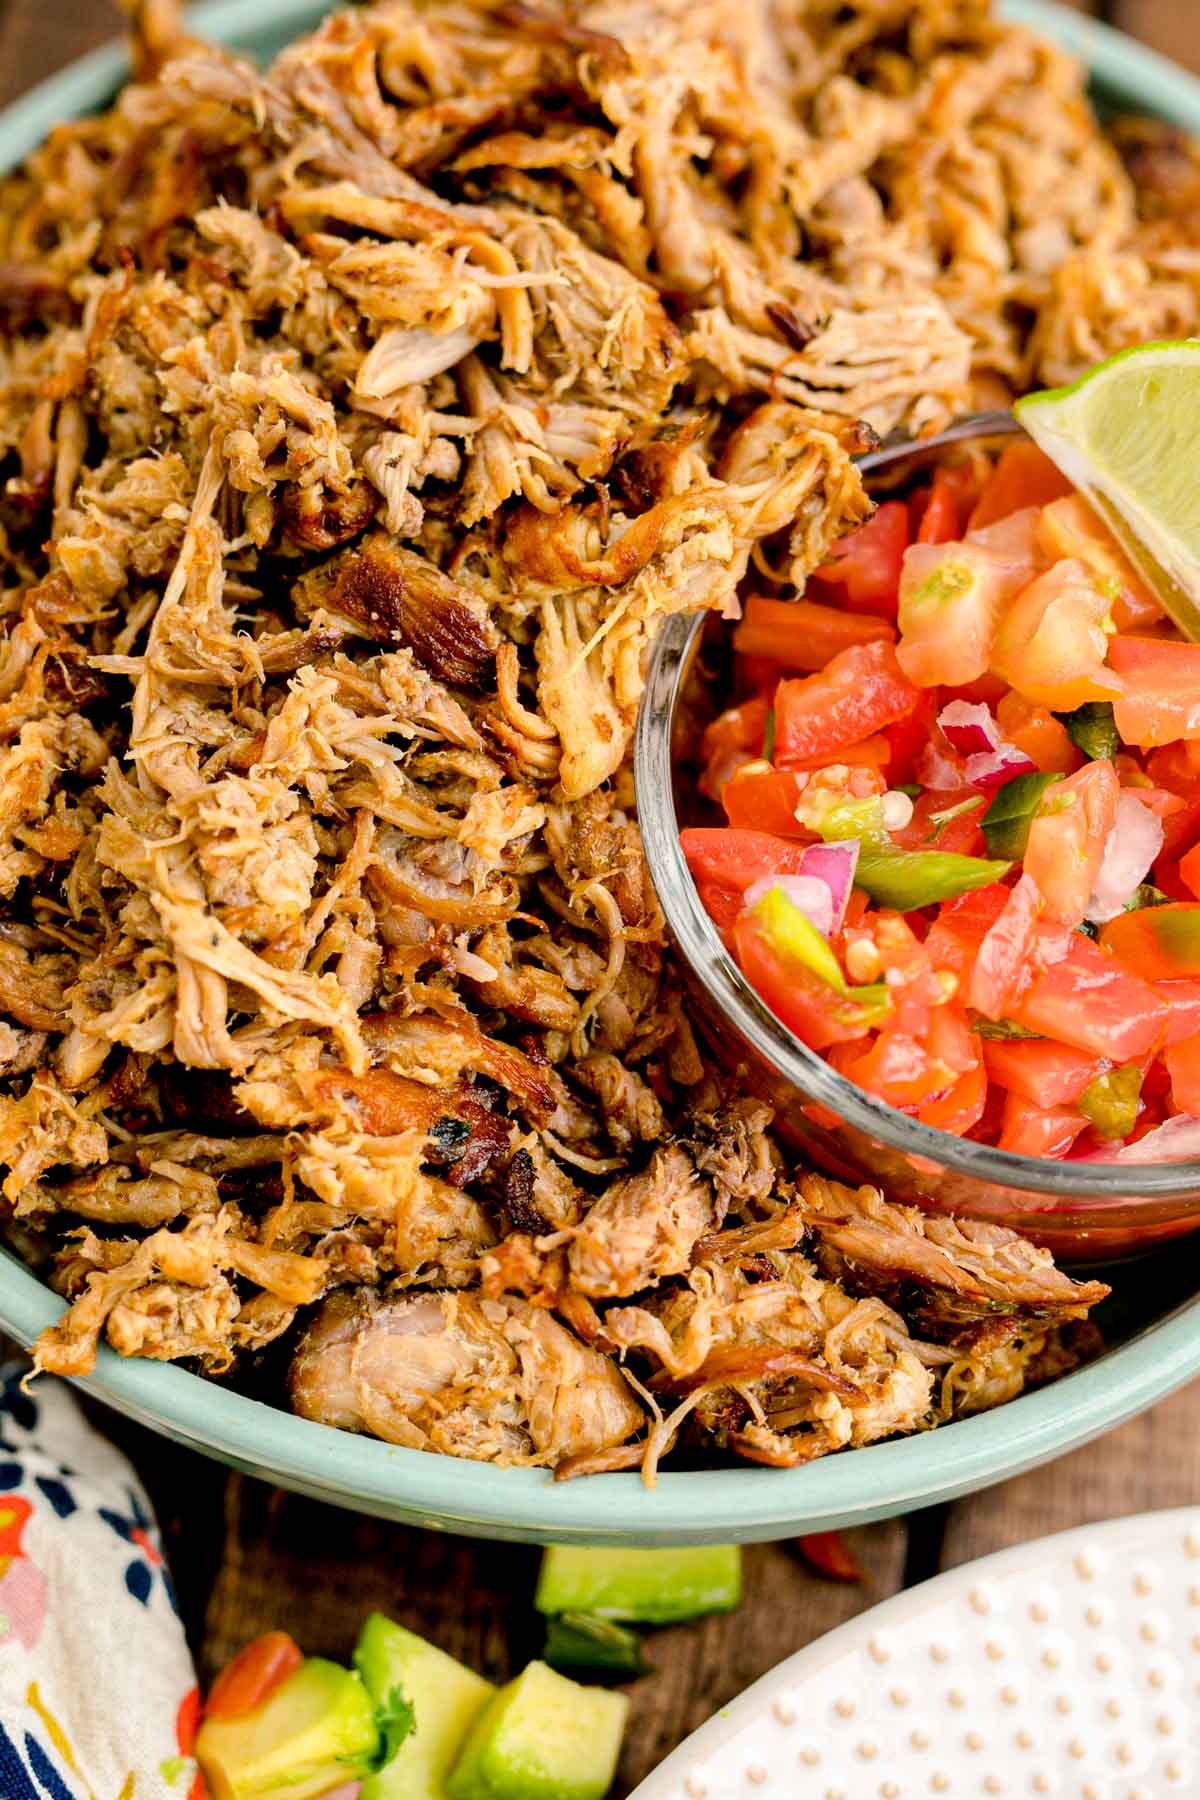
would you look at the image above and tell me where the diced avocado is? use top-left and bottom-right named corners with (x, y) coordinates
top-left (355, 1613), bottom-right (494, 1800)
top-left (446, 1662), bottom-right (628, 1800)
top-left (534, 1545), bottom-right (741, 1625)
top-left (542, 1613), bottom-right (648, 1679)
top-left (196, 1658), bottom-right (380, 1800)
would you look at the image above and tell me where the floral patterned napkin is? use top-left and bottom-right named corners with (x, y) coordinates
top-left (0, 1363), bottom-right (200, 1798)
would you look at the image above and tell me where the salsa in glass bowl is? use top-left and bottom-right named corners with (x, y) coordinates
top-left (636, 439), bottom-right (1200, 1259)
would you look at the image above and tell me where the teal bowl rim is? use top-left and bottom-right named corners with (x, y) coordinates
top-left (0, 0), bottom-right (1198, 1543)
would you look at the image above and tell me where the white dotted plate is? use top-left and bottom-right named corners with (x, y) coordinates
top-left (631, 1509), bottom-right (1200, 1799)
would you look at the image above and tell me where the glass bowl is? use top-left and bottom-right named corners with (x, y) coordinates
top-left (636, 609), bottom-right (1200, 1261)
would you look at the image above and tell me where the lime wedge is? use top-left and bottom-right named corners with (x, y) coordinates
top-left (1015, 340), bottom-right (1200, 642)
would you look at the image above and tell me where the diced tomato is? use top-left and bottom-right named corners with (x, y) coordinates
top-left (832, 1029), bottom-right (949, 1108)
top-left (967, 441), bottom-right (1074, 530)
top-left (996, 1092), bottom-right (1088, 1159)
top-left (896, 540), bottom-right (1033, 688)
top-left (1179, 843), bottom-right (1200, 901)
top-left (1100, 902), bottom-right (1200, 981)
top-left (810, 501), bottom-right (910, 618)
top-left (731, 912), bottom-right (881, 1051)
top-left (773, 640), bottom-right (921, 770)
top-left (682, 828), bottom-right (813, 897)
top-left (1111, 636), bottom-right (1200, 748)
top-left (990, 559), bottom-right (1122, 711)
top-left (982, 1038), bottom-right (1102, 1106)
top-left (732, 597), bottom-right (895, 671)
top-left (1023, 759), bottom-right (1120, 927)
top-left (869, 912), bottom-right (942, 1035)
top-left (722, 767), bottom-right (809, 837)
top-left (794, 1530), bottom-right (864, 1582)
top-left (893, 786), bottom-right (986, 856)
top-left (1164, 1031), bottom-right (1200, 1115)
top-left (1036, 494), bottom-right (1162, 632)
top-left (784, 735), bottom-right (893, 775)
top-left (1009, 932), bottom-right (1168, 1062)
top-left (918, 1055), bottom-right (988, 1134)
top-left (879, 688), bottom-right (939, 785)
top-left (923, 882), bottom-right (1011, 977)
top-left (995, 690), bottom-right (1082, 776)
top-left (696, 878), bottom-right (746, 933)
top-left (967, 872), bottom-right (1045, 1018)
top-left (1158, 978), bottom-right (1200, 1045)
top-left (700, 691), bottom-right (773, 799)
top-left (206, 1633), bottom-right (304, 1722)
top-left (915, 464), bottom-right (978, 545)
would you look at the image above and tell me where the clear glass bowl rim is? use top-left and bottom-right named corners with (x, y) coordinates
top-left (636, 608), bottom-right (1200, 1202)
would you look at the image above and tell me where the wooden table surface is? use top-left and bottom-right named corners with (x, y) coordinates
top-left (3, 1), bottom-right (1200, 1793)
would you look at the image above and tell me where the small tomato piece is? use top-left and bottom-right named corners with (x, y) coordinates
top-left (811, 501), bottom-right (910, 617)
top-left (723, 767), bottom-right (810, 837)
top-left (1009, 933), bottom-right (1168, 1062)
top-left (915, 464), bottom-right (979, 545)
top-left (793, 1531), bottom-right (864, 1582)
top-left (1023, 759), bottom-right (1120, 927)
top-left (967, 441), bottom-right (1074, 530)
top-left (206, 1633), bottom-right (304, 1722)
top-left (893, 787), bottom-right (986, 855)
top-left (1100, 901), bottom-right (1200, 981)
top-left (895, 540), bottom-right (1032, 688)
top-left (1165, 1031), bottom-right (1200, 1115)
top-left (1158, 978), bottom-right (1200, 1046)
top-left (733, 597), bottom-right (895, 670)
top-left (918, 1055), bottom-right (988, 1134)
top-left (995, 690), bottom-right (1082, 775)
top-left (996, 1093), bottom-right (1088, 1159)
top-left (773, 640), bottom-right (920, 769)
top-left (682, 828), bottom-right (813, 896)
top-left (982, 1038), bottom-right (1102, 1106)
top-left (700, 691), bottom-right (773, 800)
top-left (1036, 494), bottom-right (1162, 632)
top-left (990, 559), bottom-right (1122, 712)
top-left (967, 872), bottom-right (1045, 1018)
top-left (1110, 636), bottom-right (1200, 748)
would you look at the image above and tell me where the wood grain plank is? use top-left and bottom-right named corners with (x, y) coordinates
top-left (201, 1479), bottom-right (908, 1798)
top-left (0, 0), bottom-right (109, 104)
top-left (938, 1380), bottom-right (1200, 1571)
top-left (1115, 1), bottom-right (1200, 76)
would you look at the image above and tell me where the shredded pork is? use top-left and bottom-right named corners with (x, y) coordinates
top-left (0, 0), bottom-right (1169, 1475)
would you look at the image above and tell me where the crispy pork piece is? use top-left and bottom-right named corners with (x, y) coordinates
top-left (798, 1175), bottom-right (1110, 1328)
top-left (289, 1288), bottom-right (642, 1464)
top-left (568, 1145), bottom-right (713, 1299)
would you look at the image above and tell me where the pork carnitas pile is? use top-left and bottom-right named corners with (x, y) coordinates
top-left (1, 0), bottom-right (1192, 1476)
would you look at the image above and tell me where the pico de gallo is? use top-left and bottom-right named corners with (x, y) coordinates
top-left (683, 441), bottom-right (1200, 1163)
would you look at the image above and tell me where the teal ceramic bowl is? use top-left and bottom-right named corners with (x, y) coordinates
top-left (0, 0), bottom-right (1199, 1544)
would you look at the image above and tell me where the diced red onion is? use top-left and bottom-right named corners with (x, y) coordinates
top-left (744, 873), bottom-right (836, 939)
top-left (318, 1786), bottom-right (363, 1800)
top-left (796, 839), bottom-right (860, 934)
top-left (937, 700), bottom-right (1003, 756)
top-left (1074, 1114), bottom-right (1200, 1164)
top-left (962, 744), bottom-right (1037, 790)
top-left (1086, 792), bottom-right (1165, 925)
top-left (937, 700), bottom-right (1034, 789)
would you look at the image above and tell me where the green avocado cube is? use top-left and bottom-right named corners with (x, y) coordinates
top-left (534, 1545), bottom-right (742, 1625)
top-left (355, 1613), bottom-right (494, 1800)
top-left (195, 1657), bottom-right (380, 1800)
top-left (447, 1662), bottom-right (628, 1800)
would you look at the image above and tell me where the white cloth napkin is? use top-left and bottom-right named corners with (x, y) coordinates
top-left (0, 1363), bottom-right (200, 1798)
